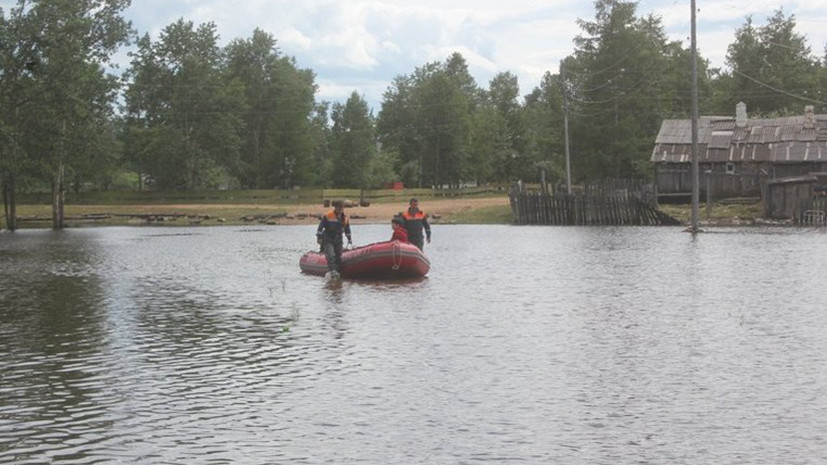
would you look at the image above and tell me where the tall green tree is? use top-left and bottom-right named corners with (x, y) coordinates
top-left (309, 101), bottom-right (332, 186)
top-left (124, 19), bottom-right (243, 190)
top-left (412, 69), bottom-right (468, 187)
top-left (467, 104), bottom-right (504, 184)
top-left (224, 29), bottom-right (318, 189)
top-left (1, 0), bottom-right (132, 229)
top-left (485, 71), bottom-right (526, 181)
top-left (377, 75), bottom-right (418, 185)
top-left (724, 9), bottom-right (822, 115)
top-left (565, 0), bottom-right (697, 179)
top-left (329, 92), bottom-right (375, 188)
top-left (378, 53), bottom-right (476, 188)
top-left (0, 5), bottom-right (34, 230)
top-left (522, 71), bottom-right (565, 184)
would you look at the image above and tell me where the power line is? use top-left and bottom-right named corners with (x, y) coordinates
top-left (732, 69), bottom-right (827, 105)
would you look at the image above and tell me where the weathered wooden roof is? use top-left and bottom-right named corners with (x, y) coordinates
top-left (653, 117), bottom-right (727, 144)
top-left (652, 114), bottom-right (827, 164)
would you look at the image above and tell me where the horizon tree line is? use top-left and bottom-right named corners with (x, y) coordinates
top-left (3, 0), bottom-right (826, 230)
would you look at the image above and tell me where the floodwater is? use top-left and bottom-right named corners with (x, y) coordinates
top-left (1, 225), bottom-right (826, 464)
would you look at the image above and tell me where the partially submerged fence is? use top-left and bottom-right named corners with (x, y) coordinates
top-left (795, 196), bottom-right (827, 227)
top-left (508, 180), bottom-right (681, 226)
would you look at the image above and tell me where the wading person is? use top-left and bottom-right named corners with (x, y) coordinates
top-left (401, 198), bottom-right (430, 251)
top-left (316, 200), bottom-right (352, 277)
top-left (390, 216), bottom-right (408, 243)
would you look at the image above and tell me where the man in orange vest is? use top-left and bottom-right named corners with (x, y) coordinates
top-left (401, 198), bottom-right (430, 251)
top-left (316, 200), bottom-right (352, 275)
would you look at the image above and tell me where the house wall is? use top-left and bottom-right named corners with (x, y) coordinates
top-left (764, 180), bottom-right (815, 219)
top-left (656, 161), bottom-right (827, 200)
top-left (655, 163), bottom-right (766, 199)
top-left (772, 163), bottom-right (827, 178)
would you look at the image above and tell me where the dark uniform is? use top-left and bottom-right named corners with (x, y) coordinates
top-left (316, 208), bottom-right (352, 273)
top-left (402, 208), bottom-right (430, 251)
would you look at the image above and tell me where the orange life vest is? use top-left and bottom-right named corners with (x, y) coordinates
top-left (317, 210), bottom-right (351, 242)
top-left (402, 209), bottom-right (429, 238)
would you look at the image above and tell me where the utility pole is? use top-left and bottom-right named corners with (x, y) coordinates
top-left (690, 0), bottom-right (700, 232)
top-left (561, 62), bottom-right (572, 195)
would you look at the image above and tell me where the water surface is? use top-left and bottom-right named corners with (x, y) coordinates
top-left (1, 225), bottom-right (826, 464)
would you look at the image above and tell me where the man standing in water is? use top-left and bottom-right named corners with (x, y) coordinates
top-left (316, 200), bottom-right (352, 278)
top-left (401, 198), bottom-right (431, 251)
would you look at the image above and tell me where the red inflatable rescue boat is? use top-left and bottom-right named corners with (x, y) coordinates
top-left (300, 240), bottom-right (430, 279)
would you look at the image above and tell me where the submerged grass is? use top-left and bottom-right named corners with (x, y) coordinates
top-left (659, 200), bottom-right (763, 224)
top-left (446, 204), bottom-right (513, 224)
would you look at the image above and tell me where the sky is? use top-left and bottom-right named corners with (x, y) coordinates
top-left (4, 0), bottom-right (827, 112)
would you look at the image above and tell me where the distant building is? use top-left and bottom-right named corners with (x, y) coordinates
top-left (651, 103), bottom-right (827, 200)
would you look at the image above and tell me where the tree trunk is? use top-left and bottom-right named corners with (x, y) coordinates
top-left (52, 162), bottom-right (66, 230)
top-left (4, 174), bottom-right (18, 231)
top-left (433, 136), bottom-right (441, 189)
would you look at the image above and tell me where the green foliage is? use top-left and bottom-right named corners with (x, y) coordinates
top-left (124, 24), bottom-right (319, 190)
top-left (330, 92), bottom-right (375, 188)
top-left (1, 0), bottom-right (132, 227)
top-left (522, 72), bottom-right (565, 182)
top-left (4, 0), bottom-right (827, 202)
top-left (377, 53), bottom-right (476, 188)
top-left (365, 150), bottom-right (400, 189)
top-left (721, 9), bottom-right (822, 115)
top-left (565, 0), bottom-right (702, 179)
top-left (123, 20), bottom-right (244, 190)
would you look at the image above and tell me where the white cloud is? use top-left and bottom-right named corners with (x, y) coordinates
top-left (24, 0), bottom-right (823, 111)
top-left (280, 27), bottom-right (313, 51)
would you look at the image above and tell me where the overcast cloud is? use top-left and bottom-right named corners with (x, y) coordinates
top-left (3, 0), bottom-right (827, 111)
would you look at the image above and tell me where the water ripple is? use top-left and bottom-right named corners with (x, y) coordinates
top-left (1, 226), bottom-right (826, 463)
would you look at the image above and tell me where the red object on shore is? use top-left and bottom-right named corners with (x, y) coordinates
top-left (300, 241), bottom-right (429, 279)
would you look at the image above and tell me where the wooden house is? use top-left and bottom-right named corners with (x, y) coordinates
top-left (651, 103), bottom-right (827, 201)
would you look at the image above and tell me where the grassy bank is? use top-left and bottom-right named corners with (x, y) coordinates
top-left (658, 199), bottom-right (764, 225)
top-left (446, 205), bottom-right (513, 224)
top-left (12, 204), bottom-right (293, 228)
top-left (5, 193), bottom-right (769, 229)
top-left (8, 194), bottom-right (515, 228)
top-left (15, 186), bottom-right (505, 206)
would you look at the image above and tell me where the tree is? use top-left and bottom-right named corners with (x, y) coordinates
top-left (1, 0), bottom-right (132, 229)
top-left (224, 29), bottom-right (318, 189)
top-left (565, 0), bottom-right (698, 179)
top-left (377, 54), bottom-right (477, 188)
top-left (467, 105), bottom-right (503, 184)
top-left (0, 5), bottom-right (34, 230)
top-left (330, 92), bottom-right (375, 188)
top-left (308, 101), bottom-right (332, 186)
top-left (724, 9), bottom-right (822, 115)
top-left (377, 75), bottom-right (418, 185)
top-left (485, 71), bottom-right (527, 181)
top-left (412, 69), bottom-right (469, 187)
top-left (124, 20), bottom-right (243, 190)
top-left (522, 71), bottom-right (565, 184)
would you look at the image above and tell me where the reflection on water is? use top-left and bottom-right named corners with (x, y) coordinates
top-left (1, 225), bottom-right (826, 464)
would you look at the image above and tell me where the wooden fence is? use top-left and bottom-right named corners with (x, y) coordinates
top-left (508, 181), bottom-right (680, 226)
top-left (795, 196), bottom-right (827, 227)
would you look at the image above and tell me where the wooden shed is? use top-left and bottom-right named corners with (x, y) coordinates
top-left (763, 175), bottom-right (817, 220)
